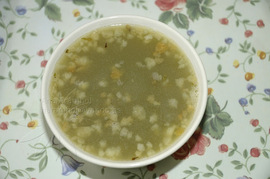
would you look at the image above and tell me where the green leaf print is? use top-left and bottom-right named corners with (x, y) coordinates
top-left (173, 13), bottom-right (189, 29)
top-left (15, 170), bottom-right (23, 177)
top-left (39, 155), bottom-right (48, 172)
top-left (44, 3), bottom-right (61, 21)
top-left (1, 166), bottom-right (8, 171)
top-left (9, 173), bottom-right (17, 179)
top-left (73, 0), bottom-right (94, 6)
top-left (201, 95), bottom-right (233, 139)
top-left (159, 11), bottom-right (173, 24)
top-left (28, 151), bottom-right (45, 161)
top-left (35, 0), bottom-right (48, 10)
top-left (25, 167), bottom-right (35, 172)
top-left (186, 0), bottom-right (213, 21)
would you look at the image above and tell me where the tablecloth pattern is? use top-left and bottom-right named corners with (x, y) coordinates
top-left (0, 0), bottom-right (270, 178)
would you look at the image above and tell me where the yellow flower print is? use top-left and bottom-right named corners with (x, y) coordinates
top-left (3, 105), bottom-right (12, 115)
top-left (245, 72), bottom-right (255, 81)
top-left (27, 120), bottom-right (38, 129)
top-left (233, 60), bottom-right (239, 68)
top-left (208, 88), bottom-right (214, 95)
top-left (257, 50), bottom-right (266, 60)
top-left (72, 9), bottom-right (80, 17)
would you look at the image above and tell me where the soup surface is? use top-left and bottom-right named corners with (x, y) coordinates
top-left (49, 24), bottom-right (198, 161)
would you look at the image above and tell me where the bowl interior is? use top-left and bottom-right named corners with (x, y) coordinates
top-left (41, 15), bottom-right (207, 168)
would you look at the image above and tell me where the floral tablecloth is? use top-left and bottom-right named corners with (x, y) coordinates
top-left (0, 0), bottom-right (270, 178)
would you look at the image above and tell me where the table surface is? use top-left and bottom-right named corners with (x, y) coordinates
top-left (0, 0), bottom-right (270, 179)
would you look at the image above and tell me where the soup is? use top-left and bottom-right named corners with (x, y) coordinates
top-left (49, 24), bottom-right (198, 161)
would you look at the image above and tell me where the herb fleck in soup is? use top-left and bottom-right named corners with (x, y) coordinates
top-left (49, 24), bottom-right (198, 161)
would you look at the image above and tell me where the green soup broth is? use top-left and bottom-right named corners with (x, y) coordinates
top-left (49, 24), bottom-right (198, 161)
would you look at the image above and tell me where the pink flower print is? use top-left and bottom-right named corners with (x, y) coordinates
top-left (15, 80), bottom-right (25, 89)
top-left (257, 20), bottom-right (265, 28)
top-left (155, 0), bottom-right (186, 11)
top-left (218, 144), bottom-right (228, 153)
top-left (189, 131), bottom-right (211, 155)
top-left (159, 174), bottom-right (168, 179)
top-left (250, 119), bottom-right (259, 127)
top-left (172, 143), bottom-right (190, 160)
top-left (172, 128), bottom-right (210, 159)
top-left (219, 18), bottom-right (229, 25)
top-left (250, 148), bottom-right (260, 157)
top-left (147, 164), bottom-right (155, 171)
top-left (0, 122), bottom-right (9, 130)
top-left (41, 60), bottom-right (48, 67)
top-left (245, 30), bottom-right (253, 38)
top-left (37, 50), bottom-right (44, 56)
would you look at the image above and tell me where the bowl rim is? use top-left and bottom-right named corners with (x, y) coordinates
top-left (41, 15), bottom-right (208, 168)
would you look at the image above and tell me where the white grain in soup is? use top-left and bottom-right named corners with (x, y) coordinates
top-left (49, 24), bottom-right (198, 161)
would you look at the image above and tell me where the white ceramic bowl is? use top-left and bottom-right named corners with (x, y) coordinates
top-left (41, 15), bottom-right (207, 168)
